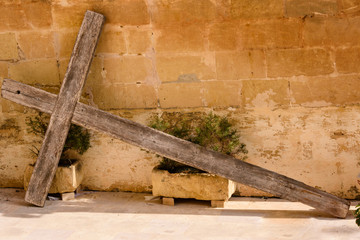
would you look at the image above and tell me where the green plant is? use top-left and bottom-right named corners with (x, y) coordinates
top-left (149, 112), bottom-right (247, 173)
top-left (355, 203), bottom-right (360, 226)
top-left (26, 112), bottom-right (91, 166)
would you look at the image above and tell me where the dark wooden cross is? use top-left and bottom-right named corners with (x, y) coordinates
top-left (0, 11), bottom-right (350, 218)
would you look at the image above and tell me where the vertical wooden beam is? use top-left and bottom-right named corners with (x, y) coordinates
top-left (24, 11), bottom-right (105, 207)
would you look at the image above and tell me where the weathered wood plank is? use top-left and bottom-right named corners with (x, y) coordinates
top-left (1, 79), bottom-right (351, 218)
top-left (24, 11), bottom-right (105, 207)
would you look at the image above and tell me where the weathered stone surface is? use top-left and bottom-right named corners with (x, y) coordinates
top-left (229, 0), bottom-right (283, 19)
top-left (155, 25), bottom-right (206, 52)
top-left (236, 183), bottom-right (274, 197)
top-left (290, 76), bottom-right (360, 106)
top-left (152, 168), bottom-right (236, 201)
top-left (8, 60), bottom-right (60, 85)
top-left (92, 84), bottom-right (157, 109)
top-left (304, 16), bottom-right (360, 47)
top-left (242, 80), bottom-right (290, 108)
top-left (96, 30), bottom-right (126, 54)
top-left (17, 32), bottom-right (55, 59)
top-left (202, 81), bottom-right (242, 107)
top-left (238, 19), bottom-right (302, 49)
top-left (285, 0), bottom-right (338, 17)
top-left (53, 3), bottom-right (90, 29)
top-left (216, 51), bottom-right (266, 80)
top-left (159, 82), bottom-right (203, 108)
top-left (57, 31), bottom-right (78, 58)
top-left (156, 55), bottom-right (215, 83)
top-left (24, 161), bottom-right (84, 194)
top-left (266, 49), bottom-right (334, 77)
top-left (23, 1), bottom-right (52, 29)
top-left (94, 0), bottom-right (150, 26)
top-left (335, 47), bottom-right (360, 73)
top-left (209, 22), bottom-right (239, 51)
top-left (128, 30), bottom-right (152, 54)
top-left (0, 33), bottom-right (19, 61)
top-left (152, 0), bottom-right (216, 26)
top-left (340, 0), bottom-right (360, 10)
top-left (0, 62), bottom-right (8, 78)
top-left (0, 3), bottom-right (28, 31)
top-left (103, 57), bottom-right (153, 84)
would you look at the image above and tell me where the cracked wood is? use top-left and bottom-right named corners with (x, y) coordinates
top-left (23, 11), bottom-right (105, 207)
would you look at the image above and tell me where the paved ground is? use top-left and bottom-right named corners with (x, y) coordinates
top-left (0, 188), bottom-right (359, 240)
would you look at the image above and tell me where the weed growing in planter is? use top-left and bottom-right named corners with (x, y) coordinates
top-left (355, 203), bottom-right (360, 226)
top-left (149, 112), bottom-right (247, 173)
top-left (26, 112), bottom-right (91, 166)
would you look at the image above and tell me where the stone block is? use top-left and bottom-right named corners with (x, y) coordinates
top-left (0, 3), bottom-right (28, 31)
top-left (266, 49), bottom-right (334, 77)
top-left (152, 168), bottom-right (236, 201)
top-left (155, 25), bottom-right (206, 52)
top-left (24, 161), bottom-right (84, 194)
top-left (53, 3), bottom-right (91, 29)
top-left (103, 56), bottom-right (152, 84)
top-left (92, 84), bottom-right (157, 109)
top-left (211, 200), bottom-right (225, 208)
top-left (209, 22), bottom-right (239, 51)
top-left (304, 16), bottom-right (360, 47)
top-left (0, 62), bottom-right (8, 78)
top-left (152, 0), bottom-right (216, 27)
top-left (156, 55), bottom-right (215, 83)
top-left (8, 60), bottom-right (60, 86)
top-left (242, 80), bottom-right (289, 108)
top-left (0, 33), bottom-right (19, 61)
top-left (57, 31), bottom-right (78, 58)
top-left (162, 197), bottom-right (175, 206)
top-left (96, 30), bottom-right (126, 54)
top-left (61, 192), bottom-right (75, 201)
top-left (290, 76), bottom-right (360, 106)
top-left (23, 1), bottom-right (52, 28)
top-left (159, 82), bottom-right (203, 108)
top-left (17, 32), bottom-right (55, 59)
top-left (336, 47), bottom-right (360, 73)
top-left (128, 30), bottom-right (152, 54)
top-left (93, 0), bottom-right (150, 26)
top-left (202, 81), bottom-right (242, 107)
top-left (229, 0), bottom-right (283, 19)
top-left (238, 19), bottom-right (302, 49)
top-left (216, 51), bottom-right (266, 80)
top-left (285, 0), bottom-right (338, 17)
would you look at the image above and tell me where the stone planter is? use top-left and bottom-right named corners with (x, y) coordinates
top-left (152, 167), bottom-right (236, 207)
top-left (24, 160), bottom-right (83, 194)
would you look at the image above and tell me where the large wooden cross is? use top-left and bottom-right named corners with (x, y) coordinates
top-left (0, 11), bottom-right (350, 218)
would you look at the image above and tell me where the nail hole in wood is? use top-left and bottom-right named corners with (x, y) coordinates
top-left (16, 90), bottom-right (21, 94)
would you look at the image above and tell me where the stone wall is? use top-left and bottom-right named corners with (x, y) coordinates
top-left (1, 0), bottom-right (360, 199)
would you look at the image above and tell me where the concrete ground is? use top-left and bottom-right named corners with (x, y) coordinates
top-left (0, 188), bottom-right (359, 240)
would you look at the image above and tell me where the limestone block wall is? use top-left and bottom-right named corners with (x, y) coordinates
top-left (1, 0), bottom-right (360, 198)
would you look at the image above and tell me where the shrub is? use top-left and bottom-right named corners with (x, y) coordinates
top-left (355, 203), bottom-right (360, 226)
top-left (149, 112), bottom-right (247, 173)
top-left (26, 112), bottom-right (91, 166)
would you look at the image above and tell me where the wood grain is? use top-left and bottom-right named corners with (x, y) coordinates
top-left (1, 79), bottom-right (350, 218)
top-left (23, 11), bottom-right (104, 207)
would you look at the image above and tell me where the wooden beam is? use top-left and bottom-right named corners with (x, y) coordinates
top-left (24, 11), bottom-right (105, 207)
top-left (1, 79), bottom-right (351, 218)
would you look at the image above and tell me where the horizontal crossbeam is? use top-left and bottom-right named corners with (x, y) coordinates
top-left (1, 78), bottom-right (350, 218)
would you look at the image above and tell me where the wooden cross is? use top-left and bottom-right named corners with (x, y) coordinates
top-left (0, 11), bottom-right (350, 218)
